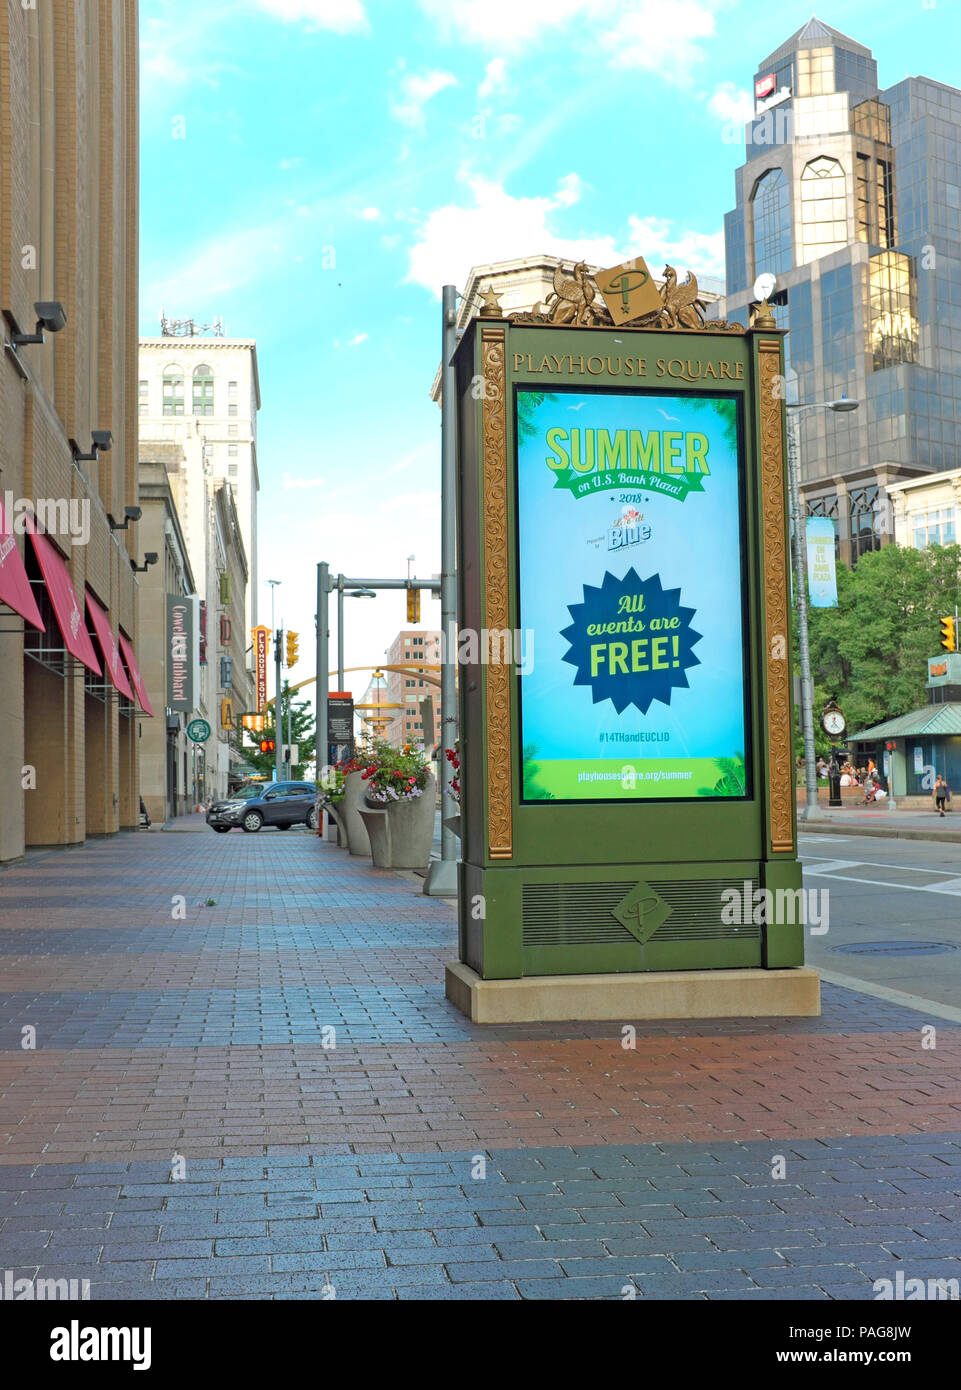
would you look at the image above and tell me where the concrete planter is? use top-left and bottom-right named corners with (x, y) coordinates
top-left (360, 774), bottom-right (436, 870)
top-left (324, 805), bottom-right (346, 846)
top-left (340, 772), bottom-right (371, 856)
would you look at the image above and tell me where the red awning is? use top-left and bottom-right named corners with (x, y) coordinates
top-left (85, 590), bottom-right (134, 700)
top-left (27, 530), bottom-right (101, 672)
top-left (0, 501), bottom-right (44, 630)
top-left (118, 632), bottom-right (154, 717)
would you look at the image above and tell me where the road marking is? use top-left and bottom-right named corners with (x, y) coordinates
top-left (802, 863), bottom-right (961, 896)
top-left (817, 968), bottom-right (961, 1025)
top-left (798, 858), bottom-right (860, 875)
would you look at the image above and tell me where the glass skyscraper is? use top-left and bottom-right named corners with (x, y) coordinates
top-left (717, 17), bottom-right (961, 565)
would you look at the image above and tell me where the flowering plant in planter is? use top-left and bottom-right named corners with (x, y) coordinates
top-left (445, 745), bottom-right (461, 804)
top-left (361, 740), bottom-right (431, 805)
top-left (316, 755), bottom-right (364, 807)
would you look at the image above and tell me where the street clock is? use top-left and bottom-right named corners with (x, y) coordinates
top-left (822, 708), bottom-right (846, 738)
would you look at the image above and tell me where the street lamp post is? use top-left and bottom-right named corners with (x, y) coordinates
top-left (267, 579), bottom-right (282, 784)
top-left (785, 398), bottom-right (859, 821)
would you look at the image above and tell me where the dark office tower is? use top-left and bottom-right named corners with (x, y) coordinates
top-left (717, 17), bottom-right (961, 565)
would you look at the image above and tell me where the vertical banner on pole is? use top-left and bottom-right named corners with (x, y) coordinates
top-left (806, 517), bottom-right (838, 608)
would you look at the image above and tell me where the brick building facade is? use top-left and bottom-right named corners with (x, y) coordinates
top-left (0, 2), bottom-right (142, 862)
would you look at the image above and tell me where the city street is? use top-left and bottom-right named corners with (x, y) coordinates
top-left (800, 833), bottom-right (961, 1013)
top-left (2, 824), bottom-right (961, 1301)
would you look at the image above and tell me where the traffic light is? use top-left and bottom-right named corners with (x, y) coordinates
top-left (286, 631), bottom-right (299, 667)
top-left (940, 616), bottom-right (956, 652)
top-left (259, 738), bottom-right (275, 754)
top-left (406, 585), bottom-right (420, 624)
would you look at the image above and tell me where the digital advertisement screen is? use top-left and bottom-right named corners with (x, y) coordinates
top-left (516, 387), bottom-right (751, 803)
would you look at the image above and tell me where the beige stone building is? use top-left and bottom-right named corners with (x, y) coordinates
top-left (0, 2), bottom-right (143, 863)
top-left (886, 469), bottom-right (961, 551)
top-left (385, 629), bottom-right (442, 748)
top-left (137, 446), bottom-right (197, 822)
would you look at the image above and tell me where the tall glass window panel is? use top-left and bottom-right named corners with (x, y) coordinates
top-left (752, 167), bottom-right (792, 278)
top-left (798, 157), bottom-right (847, 264)
top-left (870, 251), bottom-right (919, 370)
top-left (856, 155), bottom-right (870, 242)
top-left (849, 484), bottom-right (880, 563)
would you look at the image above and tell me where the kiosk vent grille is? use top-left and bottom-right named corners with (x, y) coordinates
top-left (522, 883), bottom-right (638, 945)
top-left (521, 878), bottom-right (761, 946)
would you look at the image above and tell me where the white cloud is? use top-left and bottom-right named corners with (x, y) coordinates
top-left (406, 172), bottom-right (725, 297)
top-left (418, 0), bottom-right (606, 46)
top-left (706, 81), bottom-right (753, 127)
top-left (282, 472), bottom-right (326, 489)
top-left (478, 57), bottom-right (508, 99)
top-left (600, 0), bottom-right (717, 82)
top-left (333, 332), bottom-right (369, 349)
top-left (357, 206), bottom-right (382, 221)
top-left (391, 69), bottom-right (459, 129)
top-left (250, 0), bottom-right (370, 31)
top-left (407, 171), bottom-right (621, 297)
top-left (553, 172), bottom-right (584, 209)
top-left (626, 215), bottom-right (725, 281)
top-left (279, 156), bottom-right (304, 170)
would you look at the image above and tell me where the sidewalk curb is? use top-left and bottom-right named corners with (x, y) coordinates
top-left (799, 821), bottom-right (961, 845)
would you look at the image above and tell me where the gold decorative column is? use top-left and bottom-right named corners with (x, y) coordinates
top-left (480, 324), bottom-right (513, 859)
top-left (757, 339), bottom-right (795, 854)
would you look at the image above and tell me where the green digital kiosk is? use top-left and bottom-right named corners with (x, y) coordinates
top-left (446, 258), bottom-right (820, 1023)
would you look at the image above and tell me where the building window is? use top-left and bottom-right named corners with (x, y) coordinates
top-left (796, 46), bottom-right (834, 98)
top-left (912, 507), bottom-right (957, 549)
top-left (162, 364), bottom-right (184, 416)
top-left (751, 168), bottom-right (791, 278)
top-left (875, 160), bottom-right (894, 248)
top-left (228, 425), bottom-right (238, 437)
top-left (228, 381), bottom-right (238, 398)
top-left (870, 251), bottom-right (918, 370)
top-left (228, 404), bottom-right (238, 417)
top-left (139, 403), bottom-right (147, 417)
top-left (228, 444), bottom-right (238, 457)
top-left (849, 484), bottom-right (881, 563)
top-left (139, 379), bottom-right (148, 398)
top-left (192, 363), bottom-right (214, 416)
top-left (228, 463), bottom-right (238, 477)
top-left (798, 157), bottom-right (847, 264)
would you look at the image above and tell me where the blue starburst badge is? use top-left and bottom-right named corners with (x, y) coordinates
top-left (560, 568), bottom-right (702, 714)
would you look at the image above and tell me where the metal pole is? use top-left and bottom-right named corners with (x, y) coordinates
top-left (425, 283), bottom-right (459, 896)
top-left (286, 679), bottom-right (293, 776)
top-left (337, 575), bottom-right (345, 690)
top-left (316, 562), bottom-right (329, 775)
top-left (274, 628), bottom-right (283, 785)
top-left (787, 411), bottom-right (820, 821)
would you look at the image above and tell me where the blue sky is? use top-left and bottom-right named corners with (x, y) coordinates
top-left (139, 0), bottom-right (958, 692)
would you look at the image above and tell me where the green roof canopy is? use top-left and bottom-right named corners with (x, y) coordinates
top-left (852, 703), bottom-right (961, 740)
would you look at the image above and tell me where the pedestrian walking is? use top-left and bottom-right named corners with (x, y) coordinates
top-left (935, 775), bottom-right (951, 816)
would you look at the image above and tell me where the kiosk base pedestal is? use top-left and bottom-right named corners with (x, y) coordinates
top-left (445, 961), bottom-right (820, 1024)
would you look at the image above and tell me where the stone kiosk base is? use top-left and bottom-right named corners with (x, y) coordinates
top-left (445, 962), bottom-right (821, 1024)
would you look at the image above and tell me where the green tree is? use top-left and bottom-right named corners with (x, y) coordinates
top-left (802, 542), bottom-right (961, 747)
top-left (244, 684), bottom-right (317, 780)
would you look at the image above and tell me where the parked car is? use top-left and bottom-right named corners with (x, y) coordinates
top-left (206, 781), bottom-right (319, 833)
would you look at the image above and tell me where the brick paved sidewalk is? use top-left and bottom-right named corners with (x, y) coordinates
top-left (1, 828), bottom-right (960, 1300)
